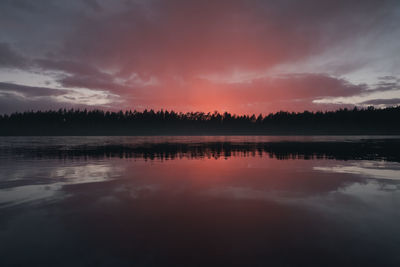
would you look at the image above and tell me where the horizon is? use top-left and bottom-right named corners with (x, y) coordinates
top-left (1, 104), bottom-right (399, 117)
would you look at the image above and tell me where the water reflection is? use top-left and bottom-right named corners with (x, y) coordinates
top-left (0, 162), bottom-right (122, 208)
top-left (2, 137), bottom-right (400, 162)
top-left (314, 161), bottom-right (400, 180)
top-left (0, 137), bottom-right (400, 266)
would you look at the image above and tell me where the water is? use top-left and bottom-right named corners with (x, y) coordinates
top-left (1, 136), bottom-right (400, 266)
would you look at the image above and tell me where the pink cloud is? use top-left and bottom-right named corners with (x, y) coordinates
top-left (1, 0), bottom-right (399, 113)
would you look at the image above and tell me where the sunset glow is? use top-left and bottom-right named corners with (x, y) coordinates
top-left (0, 0), bottom-right (399, 114)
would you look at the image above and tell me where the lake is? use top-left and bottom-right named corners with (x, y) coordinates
top-left (1, 136), bottom-right (400, 266)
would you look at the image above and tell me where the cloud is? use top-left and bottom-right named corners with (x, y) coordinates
top-left (0, 82), bottom-right (69, 97)
top-left (58, 0), bottom-right (398, 76)
top-left (361, 98), bottom-right (400, 106)
top-left (0, 72), bottom-right (382, 114)
top-left (82, 0), bottom-right (103, 12)
top-left (0, 82), bottom-right (122, 113)
top-left (35, 59), bottom-right (105, 77)
top-left (370, 78), bottom-right (400, 92)
top-left (34, 59), bottom-right (131, 93)
top-left (0, 0), bottom-right (400, 113)
top-left (0, 43), bottom-right (27, 69)
top-left (114, 73), bottom-right (366, 113)
top-left (0, 92), bottom-right (88, 114)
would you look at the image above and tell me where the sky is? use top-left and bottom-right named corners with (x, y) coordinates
top-left (0, 0), bottom-right (400, 114)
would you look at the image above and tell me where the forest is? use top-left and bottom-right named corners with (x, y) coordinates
top-left (0, 106), bottom-right (399, 135)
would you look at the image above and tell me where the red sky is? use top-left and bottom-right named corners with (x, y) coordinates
top-left (0, 0), bottom-right (399, 114)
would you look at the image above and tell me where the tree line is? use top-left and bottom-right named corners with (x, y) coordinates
top-left (0, 106), bottom-right (399, 135)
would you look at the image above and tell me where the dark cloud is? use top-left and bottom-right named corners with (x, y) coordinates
top-left (33, 58), bottom-right (132, 93)
top-left (0, 82), bottom-right (70, 97)
top-left (82, 0), bottom-right (103, 12)
top-left (58, 75), bottom-right (128, 94)
top-left (0, 93), bottom-right (91, 114)
top-left (368, 78), bottom-right (400, 93)
top-left (57, 0), bottom-right (398, 75)
top-left (0, 82), bottom-right (116, 114)
top-left (378, 76), bottom-right (397, 81)
top-left (35, 59), bottom-right (105, 77)
top-left (0, 43), bottom-right (27, 68)
top-left (361, 98), bottom-right (400, 106)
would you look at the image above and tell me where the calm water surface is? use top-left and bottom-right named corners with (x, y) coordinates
top-left (0, 136), bottom-right (400, 266)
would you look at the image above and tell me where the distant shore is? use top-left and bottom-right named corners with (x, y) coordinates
top-left (1, 106), bottom-right (399, 136)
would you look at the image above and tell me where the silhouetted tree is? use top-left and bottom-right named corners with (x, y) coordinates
top-left (0, 106), bottom-right (399, 135)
